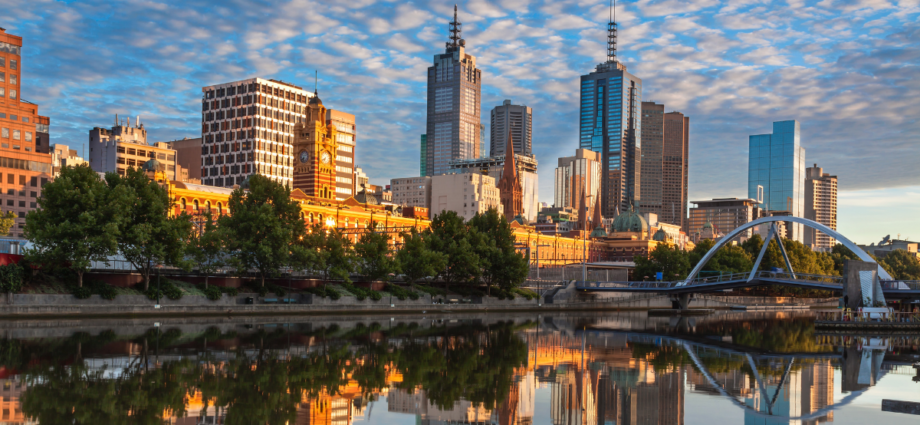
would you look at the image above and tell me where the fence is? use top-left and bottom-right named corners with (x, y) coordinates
top-left (528, 266), bottom-right (628, 282)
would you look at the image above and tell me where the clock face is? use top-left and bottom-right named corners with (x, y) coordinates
top-left (299, 150), bottom-right (309, 164)
top-left (320, 151), bottom-right (331, 164)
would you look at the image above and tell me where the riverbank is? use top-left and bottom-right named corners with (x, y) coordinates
top-left (0, 282), bottom-right (840, 318)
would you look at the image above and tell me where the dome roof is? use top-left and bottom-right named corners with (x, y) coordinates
top-left (511, 214), bottom-right (526, 225)
top-left (653, 228), bottom-right (668, 241)
top-left (355, 186), bottom-right (379, 205)
top-left (309, 91), bottom-right (323, 106)
top-left (611, 205), bottom-right (648, 233)
top-left (590, 225), bottom-right (608, 238)
top-left (239, 175), bottom-right (252, 190)
top-left (143, 159), bottom-right (161, 172)
top-left (702, 221), bottom-right (713, 230)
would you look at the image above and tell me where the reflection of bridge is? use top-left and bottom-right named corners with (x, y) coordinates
top-left (576, 217), bottom-right (920, 305)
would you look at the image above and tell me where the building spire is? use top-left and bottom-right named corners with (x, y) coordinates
top-left (503, 127), bottom-right (516, 180)
top-left (314, 70), bottom-right (318, 96)
top-left (446, 4), bottom-right (463, 52)
top-left (607, 0), bottom-right (618, 63)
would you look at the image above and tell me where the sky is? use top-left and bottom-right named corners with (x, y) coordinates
top-left (3, 0), bottom-right (919, 244)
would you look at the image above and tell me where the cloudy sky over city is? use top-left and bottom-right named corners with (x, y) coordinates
top-left (4, 0), bottom-right (919, 243)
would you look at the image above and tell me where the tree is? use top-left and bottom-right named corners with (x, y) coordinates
top-left (468, 209), bottom-right (529, 293)
top-left (426, 211), bottom-right (479, 284)
top-left (187, 211), bottom-right (224, 288)
top-left (220, 175), bottom-right (304, 287)
top-left (313, 225), bottom-right (354, 284)
top-left (353, 223), bottom-right (398, 282)
top-left (24, 164), bottom-right (120, 287)
top-left (634, 244), bottom-right (691, 281)
top-left (0, 210), bottom-right (15, 236)
top-left (829, 244), bottom-right (861, 274)
top-left (878, 249), bottom-right (920, 280)
top-left (396, 229), bottom-right (446, 284)
top-left (106, 168), bottom-right (192, 290)
top-left (690, 239), bottom-right (753, 275)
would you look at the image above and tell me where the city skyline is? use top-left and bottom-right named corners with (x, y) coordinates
top-left (3, 0), bottom-right (918, 243)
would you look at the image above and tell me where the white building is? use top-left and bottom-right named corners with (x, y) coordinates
top-left (50, 144), bottom-right (86, 176)
top-left (430, 173), bottom-right (502, 221)
top-left (447, 154), bottom-right (538, 222)
top-left (88, 117), bottom-right (177, 179)
top-left (390, 176), bottom-right (431, 209)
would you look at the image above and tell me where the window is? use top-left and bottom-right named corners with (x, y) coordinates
top-left (5, 175), bottom-right (11, 184)
top-left (18, 201), bottom-right (24, 208)
top-left (18, 176), bottom-right (24, 185)
top-left (1, 128), bottom-right (6, 138)
top-left (0, 57), bottom-right (4, 67)
top-left (12, 130), bottom-right (19, 140)
top-left (9, 60), bottom-right (16, 70)
top-left (0, 88), bottom-right (3, 97)
top-left (30, 191), bottom-right (36, 198)
top-left (0, 72), bottom-right (3, 82)
top-left (30, 177), bottom-right (36, 187)
top-left (9, 90), bottom-right (15, 100)
top-left (24, 132), bottom-right (31, 142)
top-left (5, 189), bottom-right (11, 195)
top-left (9, 75), bottom-right (15, 85)
top-left (4, 200), bottom-right (9, 206)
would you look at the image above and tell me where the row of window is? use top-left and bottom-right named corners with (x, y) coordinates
top-left (205, 83), bottom-right (310, 103)
top-left (0, 87), bottom-right (16, 100)
top-left (0, 72), bottom-right (16, 85)
top-left (0, 55), bottom-right (17, 69)
top-left (0, 128), bottom-right (31, 141)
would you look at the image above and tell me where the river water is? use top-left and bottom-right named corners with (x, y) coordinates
top-left (0, 311), bottom-right (918, 424)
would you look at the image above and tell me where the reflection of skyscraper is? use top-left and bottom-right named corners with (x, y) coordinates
top-left (743, 361), bottom-right (835, 425)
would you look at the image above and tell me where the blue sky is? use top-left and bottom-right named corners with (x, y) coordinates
top-left (5, 0), bottom-right (919, 244)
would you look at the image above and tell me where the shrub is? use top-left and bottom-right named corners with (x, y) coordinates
top-left (220, 286), bottom-right (239, 296)
top-left (512, 288), bottom-right (539, 300)
top-left (412, 284), bottom-right (447, 296)
top-left (384, 283), bottom-right (420, 301)
top-left (94, 283), bottom-right (118, 300)
top-left (72, 286), bottom-right (93, 299)
top-left (303, 286), bottom-right (342, 300)
top-left (144, 281), bottom-right (184, 300)
top-left (201, 285), bottom-right (223, 301)
top-left (341, 283), bottom-right (383, 301)
top-left (0, 263), bottom-right (24, 293)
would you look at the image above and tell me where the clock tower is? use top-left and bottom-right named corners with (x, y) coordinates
top-left (293, 90), bottom-right (339, 199)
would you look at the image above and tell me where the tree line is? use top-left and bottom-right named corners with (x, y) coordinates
top-left (23, 165), bottom-right (529, 293)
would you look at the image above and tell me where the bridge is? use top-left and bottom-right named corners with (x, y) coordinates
top-left (575, 216), bottom-right (920, 306)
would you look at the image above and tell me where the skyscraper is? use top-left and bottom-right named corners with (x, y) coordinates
top-left (490, 100), bottom-right (532, 157)
top-left (554, 148), bottom-right (602, 213)
top-left (805, 163), bottom-right (837, 250)
top-left (326, 108), bottom-right (356, 200)
top-left (748, 120), bottom-right (806, 242)
top-left (578, 5), bottom-right (642, 217)
top-left (640, 102), bottom-right (689, 230)
top-left (425, 6), bottom-right (481, 176)
top-left (419, 134), bottom-right (427, 176)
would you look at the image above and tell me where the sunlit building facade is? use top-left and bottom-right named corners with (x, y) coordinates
top-left (748, 120), bottom-right (806, 242)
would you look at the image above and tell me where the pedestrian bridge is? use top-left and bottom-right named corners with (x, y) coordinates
top-left (576, 216), bottom-right (920, 299)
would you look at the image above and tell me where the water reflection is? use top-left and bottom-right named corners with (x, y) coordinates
top-left (0, 312), bottom-right (916, 424)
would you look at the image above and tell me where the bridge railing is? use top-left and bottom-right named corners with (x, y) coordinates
top-left (879, 280), bottom-right (920, 291)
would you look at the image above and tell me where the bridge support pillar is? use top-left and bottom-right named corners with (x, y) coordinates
top-left (842, 260), bottom-right (880, 309)
top-left (671, 293), bottom-right (691, 311)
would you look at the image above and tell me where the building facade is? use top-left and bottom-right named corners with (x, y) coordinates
top-left (201, 78), bottom-right (316, 189)
top-left (163, 137), bottom-right (202, 183)
top-left (490, 100), bottom-right (532, 157)
top-left (430, 173), bottom-right (501, 221)
top-left (639, 102), bottom-right (689, 230)
top-left (748, 120), bottom-right (806, 242)
top-left (390, 176), bottom-right (431, 209)
top-left (51, 144), bottom-right (86, 176)
top-left (554, 149), bottom-right (602, 218)
top-left (292, 94), bottom-right (338, 200)
top-left (497, 131), bottom-right (523, 221)
top-left (425, 6), bottom-right (481, 176)
top-left (0, 28), bottom-right (53, 239)
top-left (688, 198), bottom-right (762, 243)
top-left (419, 134), bottom-right (427, 176)
top-left (448, 154), bottom-right (539, 222)
top-left (89, 118), bottom-right (179, 179)
top-left (327, 109), bottom-right (356, 200)
top-left (804, 163), bottom-right (837, 250)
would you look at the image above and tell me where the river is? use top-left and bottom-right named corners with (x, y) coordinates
top-left (0, 310), bottom-right (917, 424)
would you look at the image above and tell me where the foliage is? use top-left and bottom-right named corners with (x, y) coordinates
top-left (384, 283), bottom-right (419, 301)
top-left (0, 263), bottom-right (24, 293)
top-left (740, 234), bottom-right (839, 276)
top-left (690, 239), bottom-right (753, 274)
top-left (396, 229), bottom-right (447, 284)
top-left (303, 285), bottom-right (342, 300)
top-left (144, 280), bottom-right (184, 301)
top-left (353, 224), bottom-right (398, 282)
top-left (0, 210), bottom-right (15, 236)
top-left (308, 225), bottom-right (354, 283)
top-left (512, 288), bottom-right (539, 300)
top-left (221, 286), bottom-right (239, 297)
top-left (106, 168), bottom-right (192, 290)
top-left (634, 243), bottom-right (691, 281)
top-left (340, 283), bottom-right (383, 301)
top-left (426, 211), bottom-right (479, 284)
top-left (468, 208), bottom-right (529, 294)
top-left (187, 211), bottom-right (225, 288)
top-left (220, 175), bottom-right (304, 287)
top-left (878, 249), bottom-right (920, 280)
top-left (829, 243), bottom-right (861, 274)
top-left (24, 164), bottom-right (121, 287)
top-left (201, 284), bottom-right (223, 301)
top-left (72, 285), bottom-right (93, 299)
top-left (412, 284), bottom-right (448, 296)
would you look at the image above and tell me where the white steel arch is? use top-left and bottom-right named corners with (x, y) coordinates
top-left (679, 216), bottom-right (891, 286)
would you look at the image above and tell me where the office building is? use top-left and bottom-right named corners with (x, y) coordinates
top-left (804, 163), bottom-right (837, 250)
top-left (163, 137), bottom-right (202, 183)
top-left (0, 28), bottom-right (53, 239)
top-left (430, 173), bottom-right (501, 221)
top-left (89, 117), bottom-right (178, 179)
top-left (490, 100), bottom-right (532, 157)
top-left (419, 134), bottom-right (427, 176)
top-left (425, 6), bottom-right (482, 176)
top-left (35, 115), bottom-right (49, 153)
top-left (50, 144), bottom-right (86, 176)
top-left (748, 120), bottom-right (806, 242)
top-left (554, 149), bottom-right (602, 216)
top-left (390, 176), bottom-right (431, 209)
top-left (640, 101), bottom-right (689, 230)
top-left (327, 108), bottom-right (356, 200)
top-left (353, 167), bottom-right (368, 194)
top-left (448, 153), bottom-right (539, 222)
top-left (201, 78), bottom-right (316, 189)
top-left (688, 198), bottom-right (763, 243)
top-left (579, 13), bottom-right (643, 217)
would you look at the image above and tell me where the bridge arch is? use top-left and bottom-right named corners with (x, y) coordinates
top-left (680, 216), bottom-right (891, 286)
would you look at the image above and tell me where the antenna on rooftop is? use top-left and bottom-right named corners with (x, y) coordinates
top-left (607, 0), bottom-right (618, 63)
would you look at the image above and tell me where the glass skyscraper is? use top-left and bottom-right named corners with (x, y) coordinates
top-left (748, 120), bottom-right (806, 242)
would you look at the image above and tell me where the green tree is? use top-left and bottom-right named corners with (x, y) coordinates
top-left (24, 164), bottom-right (120, 287)
top-left (829, 244), bottom-right (861, 274)
top-left (426, 211), bottom-right (479, 284)
top-left (878, 249), bottom-right (920, 280)
top-left (106, 168), bottom-right (192, 290)
top-left (220, 175), bottom-right (304, 287)
top-left (187, 211), bottom-right (225, 288)
top-left (0, 263), bottom-right (23, 293)
top-left (690, 239), bottom-right (753, 275)
top-left (634, 243), bottom-right (691, 281)
top-left (353, 223), bottom-right (398, 282)
top-left (0, 210), bottom-right (15, 236)
top-left (468, 209), bottom-right (529, 293)
top-left (396, 229), bottom-right (447, 284)
top-left (310, 224), bottom-right (354, 284)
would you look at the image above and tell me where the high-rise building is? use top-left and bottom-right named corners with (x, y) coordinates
top-left (0, 27), bottom-right (53, 239)
top-left (326, 109), bottom-right (356, 200)
top-left (554, 149), bottom-right (602, 215)
top-left (425, 6), bottom-right (481, 176)
top-left (805, 163), bottom-right (837, 250)
top-left (579, 10), bottom-right (642, 217)
top-left (430, 173), bottom-right (502, 221)
top-left (490, 100), bottom-right (532, 157)
top-left (688, 198), bottom-right (763, 243)
top-left (748, 120), bottom-right (806, 242)
top-left (163, 137), bottom-right (202, 183)
top-left (448, 154), bottom-right (539, 222)
top-left (201, 78), bottom-right (316, 189)
top-left (419, 134), bottom-right (427, 176)
top-left (390, 176), bottom-right (431, 209)
top-left (89, 117), bottom-right (179, 180)
top-left (640, 102), bottom-right (689, 230)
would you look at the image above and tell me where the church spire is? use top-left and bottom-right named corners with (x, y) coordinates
top-left (607, 0), bottom-right (618, 63)
top-left (592, 196), bottom-right (603, 229)
top-left (503, 127), bottom-right (516, 180)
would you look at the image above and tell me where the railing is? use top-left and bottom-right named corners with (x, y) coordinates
top-left (579, 271), bottom-right (844, 291)
top-left (816, 310), bottom-right (920, 323)
top-left (879, 280), bottom-right (920, 291)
